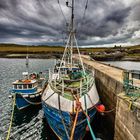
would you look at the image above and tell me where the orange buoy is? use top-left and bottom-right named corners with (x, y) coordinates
top-left (96, 104), bottom-right (105, 112)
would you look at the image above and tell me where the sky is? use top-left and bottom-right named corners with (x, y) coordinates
top-left (0, 0), bottom-right (140, 47)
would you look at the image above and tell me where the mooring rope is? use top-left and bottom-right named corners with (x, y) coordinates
top-left (21, 95), bottom-right (42, 105)
top-left (84, 94), bottom-right (96, 140)
top-left (44, 92), bottom-right (55, 102)
top-left (119, 95), bottom-right (133, 111)
top-left (71, 95), bottom-right (96, 140)
top-left (70, 98), bottom-right (81, 140)
top-left (86, 94), bottom-right (115, 113)
top-left (6, 95), bottom-right (16, 140)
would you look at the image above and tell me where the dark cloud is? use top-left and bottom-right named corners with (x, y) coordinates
top-left (0, 0), bottom-right (139, 46)
top-left (106, 8), bottom-right (131, 24)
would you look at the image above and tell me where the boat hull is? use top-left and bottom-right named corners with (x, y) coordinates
top-left (42, 101), bottom-right (97, 140)
top-left (15, 93), bottom-right (41, 110)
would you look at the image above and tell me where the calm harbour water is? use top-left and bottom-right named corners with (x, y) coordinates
top-left (1, 59), bottom-right (138, 140)
top-left (103, 61), bottom-right (140, 70)
top-left (0, 58), bottom-right (57, 140)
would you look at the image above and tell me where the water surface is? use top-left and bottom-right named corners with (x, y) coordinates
top-left (0, 58), bottom-right (113, 140)
top-left (0, 58), bottom-right (56, 140)
top-left (103, 61), bottom-right (140, 70)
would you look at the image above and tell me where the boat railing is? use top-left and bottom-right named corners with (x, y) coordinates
top-left (48, 68), bottom-right (61, 82)
top-left (80, 76), bottom-right (95, 95)
top-left (50, 73), bottom-right (95, 98)
top-left (48, 69), bottom-right (52, 81)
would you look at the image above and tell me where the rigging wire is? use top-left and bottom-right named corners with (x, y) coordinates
top-left (57, 0), bottom-right (68, 25)
top-left (82, 0), bottom-right (89, 21)
top-left (76, 0), bottom-right (89, 33)
top-left (57, 0), bottom-right (69, 45)
top-left (56, 0), bottom-right (89, 44)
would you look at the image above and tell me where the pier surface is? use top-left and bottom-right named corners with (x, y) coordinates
top-left (80, 55), bottom-right (123, 83)
top-left (75, 55), bottom-right (140, 140)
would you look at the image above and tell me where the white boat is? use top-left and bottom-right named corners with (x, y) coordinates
top-left (42, 0), bottom-right (101, 139)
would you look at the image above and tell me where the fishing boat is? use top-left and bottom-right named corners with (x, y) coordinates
top-left (10, 52), bottom-right (46, 110)
top-left (42, 0), bottom-right (101, 139)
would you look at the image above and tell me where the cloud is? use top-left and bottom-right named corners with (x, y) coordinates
top-left (0, 0), bottom-right (139, 47)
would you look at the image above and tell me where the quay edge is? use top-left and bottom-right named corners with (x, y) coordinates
top-left (74, 55), bottom-right (140, 140)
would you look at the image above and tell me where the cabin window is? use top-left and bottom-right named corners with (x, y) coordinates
top-left (23, 84), bottom-right (27, 89)
top-left (14, 85), bottom-right (17, 89)
top-left (28, 84), bottom-right (32, 89)
top-left (18, 84), bottom-right (22, 89)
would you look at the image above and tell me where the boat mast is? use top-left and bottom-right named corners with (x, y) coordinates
top-left (66, 0), bottom-right (75, 69)
top-left (59, 0), bottom-right (85, 74)
top-left (71, 0), bottom-right (74, 31)
top-left (26, 46), bottom-right (29, 79)
top-left (71, 0), bottom-right (74, 68)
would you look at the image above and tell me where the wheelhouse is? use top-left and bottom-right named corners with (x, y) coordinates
top-left (12, 79), bottom-right (38, 93)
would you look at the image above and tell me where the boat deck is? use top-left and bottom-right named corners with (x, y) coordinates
top-left (50, 73), bottom-right (94, 100)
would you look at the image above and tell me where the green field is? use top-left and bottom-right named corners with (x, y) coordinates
top-left (0, 44), bottom-right (140, 60)
top-left (1, 44), bottom-right (140, 53)
top-left (0, 44), bottom-right (64, 53)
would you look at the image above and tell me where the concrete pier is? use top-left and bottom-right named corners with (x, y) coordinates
top-left (114, 93), bottom-right (140, 140)
top-left (75, 55), bottom-right (140, 140)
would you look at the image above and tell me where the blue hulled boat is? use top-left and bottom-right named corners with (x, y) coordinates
top-left (10, 46), bottom-right (46, 110)
top-left (11, 72), bottom-right (45, 110)
top-left (42, 0), bottom-right (100, 139)
top-left (42, 68), bottom-right (99, 139)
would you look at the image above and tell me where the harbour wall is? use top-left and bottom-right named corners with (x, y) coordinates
top-left (114, 93), bottom-right (140, 140)
top-left (94, 68), bottom-right (123, 124)
top-left (75, 55), bottom-right (140, 140)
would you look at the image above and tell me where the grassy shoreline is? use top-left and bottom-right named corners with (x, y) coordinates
top-left (0, 44), bottom-right (140, 61)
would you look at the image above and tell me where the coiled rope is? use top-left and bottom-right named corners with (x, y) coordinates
top-left (6, 95), bottom-right (16, 140)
